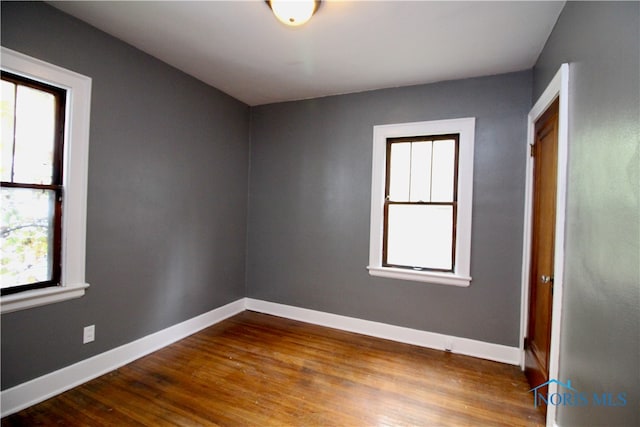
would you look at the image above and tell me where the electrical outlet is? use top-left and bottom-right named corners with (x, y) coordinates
top-left (83, 325), bottom-right (95, 344)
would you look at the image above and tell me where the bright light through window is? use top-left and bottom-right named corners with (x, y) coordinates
top-left (387, 204), bottom-right (454, 270)
top-left (13, 86), bottom-right (57, 184)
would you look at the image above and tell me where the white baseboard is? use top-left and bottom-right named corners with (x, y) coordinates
top-left (245, 298), bottom-right (520, 366)
top-left (0, 298), bottom-right (245, 417)
top-left (2, 297), bottom-right (521, 417)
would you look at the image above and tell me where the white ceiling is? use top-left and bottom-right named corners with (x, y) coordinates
top-left (49, 1), bottom-right (565, 106)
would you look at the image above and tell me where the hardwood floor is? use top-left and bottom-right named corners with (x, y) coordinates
top-left (2, 311), bottom-right (544, 426)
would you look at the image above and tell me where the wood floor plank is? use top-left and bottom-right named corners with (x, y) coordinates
top-left (2, 311), bottom-right (544, 426)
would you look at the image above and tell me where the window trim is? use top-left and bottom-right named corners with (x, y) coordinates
top-left (368, 118), bottom-right (475, 287)
top-left (1, 47), bottom-right (92, 313)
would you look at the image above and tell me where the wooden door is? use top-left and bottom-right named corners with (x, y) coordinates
top-left (525, 98), bottom-right (559, 413)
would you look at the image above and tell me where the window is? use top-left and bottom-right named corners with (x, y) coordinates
top-left (1, 72), bottom-right (66, 295)
top-left (384, 135), bottom-right (459, 272)
top-left (0, 47), bottom-right (92, 313)
top-left (368, 118), bottom-right (475, 286)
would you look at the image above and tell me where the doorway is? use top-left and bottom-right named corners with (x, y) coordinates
top-left (525, 98), bottom-right (559, 414)
top-left (519, 63), bottom-right (570, 425)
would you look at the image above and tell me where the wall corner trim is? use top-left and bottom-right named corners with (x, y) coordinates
top-left (246, 298), bottom-right (520, 366)
top-left (0, 298), bottom-right (246, 417)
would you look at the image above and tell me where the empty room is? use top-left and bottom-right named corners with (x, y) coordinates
top-left (1, 1), bottom-right (638, 426)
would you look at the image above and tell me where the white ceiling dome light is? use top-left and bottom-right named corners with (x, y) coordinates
top-left (267, 0), bottom-right (320, 27)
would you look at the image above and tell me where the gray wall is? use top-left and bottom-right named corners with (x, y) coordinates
top-left (1, 2), bottom-right (249, 389)
top-left (247, 71), bottom-right (532, 346)
top-left (533, 2), bottom-right (639, 426)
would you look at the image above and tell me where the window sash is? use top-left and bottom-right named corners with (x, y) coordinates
top-left (2, 71), bottom-right (66, 186)
top-left (1, 71), bottom-right (66, 295)
top-left (382, 135), bottom-right (459, 272)
top-left (383, 201), bottom-right (458, 272)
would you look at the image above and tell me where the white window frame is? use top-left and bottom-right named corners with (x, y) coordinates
top-left (1, 47), bottom-right (92, 314)
top-left (367, 118), bottom-right (475, 287)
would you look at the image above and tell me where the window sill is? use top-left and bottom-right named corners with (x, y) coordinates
top-left (1, 283), bottom-right (90, 314)
top-left (367, 266), bottom-right (471, 287)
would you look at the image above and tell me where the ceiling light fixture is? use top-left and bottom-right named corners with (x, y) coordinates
top-left (267, 0), bottom-right (321, 27)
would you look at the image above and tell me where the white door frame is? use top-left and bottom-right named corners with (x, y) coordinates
top-left (519, 63), bottom-right (570, 427)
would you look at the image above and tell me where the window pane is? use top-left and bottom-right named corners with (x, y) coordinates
top-left (1, 187), bottom-right (56, 288)
top-left (1, 80), bottom-right (16, 182)
top-left (386, 204), bottom-right (453, 270)
top-left (13, 85), bottom-right (57, 184)
top-left (431, 139), bottom-right (456, 202)
top-left (388, 142), bottom-right (410, 201)
top-left (409, 141), bottom-right (432, 202)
